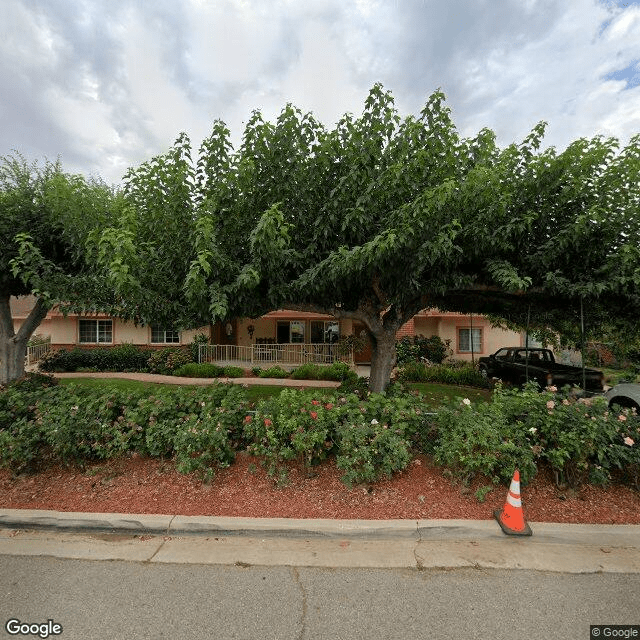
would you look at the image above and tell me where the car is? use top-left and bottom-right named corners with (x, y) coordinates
top-left (478, 347), bottom-right (604, 391)
top-left (604, 383), bottom-right (640, 411)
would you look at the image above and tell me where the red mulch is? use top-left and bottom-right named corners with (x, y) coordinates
top-left (1, 452), bottom-right (639, 524)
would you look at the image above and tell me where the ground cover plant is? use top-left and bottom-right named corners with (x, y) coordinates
top-left (1, 374), bottom-right (638, 494)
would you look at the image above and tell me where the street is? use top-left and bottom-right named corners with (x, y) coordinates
top-left (2, 554), bottom-right (639, 640)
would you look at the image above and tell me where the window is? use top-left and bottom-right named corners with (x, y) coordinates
top-left (289, 321), bottom-right (305, 343)
top-left (311, 321), bottom-right (339, 343)
top-left (277, 321), bottom-right (306, 344)
top-left (79, 319), bottom-right (113, 344)
top-left (151, 327), bottom-right (180, 344)
top-left (458, 328), bottom-right (482, 353)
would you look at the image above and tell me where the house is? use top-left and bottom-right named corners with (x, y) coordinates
top-left (10, 296), bottom-right (524, 365)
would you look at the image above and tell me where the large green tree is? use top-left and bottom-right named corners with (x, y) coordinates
top-left (0, 154), bottom-right (119, 385)
top-left (105, 85), bottom-right (640, 392)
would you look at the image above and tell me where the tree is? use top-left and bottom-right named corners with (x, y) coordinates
top-left (0, 154), bottom-right (119, 385)
top-left (105, 85), bottom-right (640, 393)
top-left (187, 85), bottom-right (507, 392)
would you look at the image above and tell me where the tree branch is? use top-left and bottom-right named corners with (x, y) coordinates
top-left (15, 297), bottom-right (51, 343)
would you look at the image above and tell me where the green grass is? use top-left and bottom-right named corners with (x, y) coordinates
top-left (58, 377), bottom-right (291, 402)
top-left (57, 376), bottom-right (492, 406)
top-left (408, 382), bottom-right (492, 406)
top-left (58, 378), bottom-right (169, 393)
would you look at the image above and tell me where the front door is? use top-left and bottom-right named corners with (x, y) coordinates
top-left (352, 322), bottom-right (373, 364)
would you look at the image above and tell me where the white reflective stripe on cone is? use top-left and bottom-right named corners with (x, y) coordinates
top-left (506, 493), bottom-right (522, 508)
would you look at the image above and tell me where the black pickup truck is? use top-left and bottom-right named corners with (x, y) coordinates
top-left (478, 347), bottom-right (604, 391)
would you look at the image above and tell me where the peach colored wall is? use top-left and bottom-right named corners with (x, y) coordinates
top-left (32, 315), bottom-right (208, 347)
top-left (237, 317), bottom-right (275, 346)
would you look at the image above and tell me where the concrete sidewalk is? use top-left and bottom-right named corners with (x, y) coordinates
top-left (51, 371), bottom-right (342, 387)
top-left (1, 509), bottom-right (639, 573)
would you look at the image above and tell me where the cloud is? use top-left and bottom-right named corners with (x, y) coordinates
top-left (1, 0), bottom-right (639, 185)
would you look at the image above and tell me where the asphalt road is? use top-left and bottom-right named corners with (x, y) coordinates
top-left (1, 555), bottom-right (639, 640)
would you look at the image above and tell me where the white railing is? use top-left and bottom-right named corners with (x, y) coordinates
top-left (199, 343), bottom-right (352, 366)
top-left (26, 336), bottom-right (51, 366)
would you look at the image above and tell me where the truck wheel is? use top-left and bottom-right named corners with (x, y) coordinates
top-left (479, 365), bottom-right (490, 378)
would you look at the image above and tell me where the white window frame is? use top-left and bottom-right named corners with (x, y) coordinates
top-left (458, 327), bottom-right (482, 353)
top-left (79, 319), bottom-right (113, 344)
top-left (151, 327), bottom-right (180, 344)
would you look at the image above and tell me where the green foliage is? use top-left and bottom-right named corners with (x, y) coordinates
top-left (173, 387), bottom-right (245, 478)
top-left (39, 345), bottom-right (154, 372)
top-left (433, 397), bottom-right (537, 485)
top-left (336, 420), bottom-right (411, 487)
top-left (173, 362), bottom-right (224, 378)
top-left (2, 375), bottom-right (638, 491)
top-left (257, 365), bottom-right (290, 379)
top-left (223, 366), bottom-right (246, 378)
top-left (1, 154), bottom-right (124, 385)
top-left (0, 382), bottom-right (249, 475)
top-left (290, 361), bottom-right (357, 382)
top-left (189, 333), bottom-right (209, 363)
top-left (147, 347), bottom-right (193, 375)
top-left (398, 362), bottom-right (491, 388)
top-left (432, 383), bottom-right (640, 489)
top-left (396, 335), bottom-right (451, 365)
top-left (3, 372), bottom-right (58, 393)
top-left (244, 389), bottom-right (336, 474)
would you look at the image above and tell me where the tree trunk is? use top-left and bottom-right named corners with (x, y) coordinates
top-left (0, 295), bottom-right (51, 386)
top-left (0, 336), bottom-right (28, 386)
top-left (368, 328), bottom-right (398, 394)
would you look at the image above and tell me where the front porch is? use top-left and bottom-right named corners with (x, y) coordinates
top-left (199, 343), bottom-right (353, 368)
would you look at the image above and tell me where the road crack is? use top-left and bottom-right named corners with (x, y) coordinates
top-left (291, 567), bottom-right (308, 640)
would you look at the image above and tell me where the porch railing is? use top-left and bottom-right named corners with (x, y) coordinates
top-left (26, 337), bottom-right (51, 366)
top-left (199, 343), bottom-right (352, 366)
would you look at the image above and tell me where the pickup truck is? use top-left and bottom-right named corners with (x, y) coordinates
top-left (478, 347), bottom-right (604, 391)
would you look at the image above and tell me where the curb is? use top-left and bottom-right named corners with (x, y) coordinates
top-left (3, 510), bottom-right (640, 572)
top-left (2, 509), bottom-right (640, 546)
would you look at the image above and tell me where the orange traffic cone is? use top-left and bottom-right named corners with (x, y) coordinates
top-left (494, 469), bottom-right (532, 536)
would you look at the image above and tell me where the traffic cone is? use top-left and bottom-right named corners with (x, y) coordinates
top-left (494, 469), bottom-right (532, 536)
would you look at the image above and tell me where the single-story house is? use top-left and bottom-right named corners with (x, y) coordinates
top-left (10, 296), bottom-right (525, 365)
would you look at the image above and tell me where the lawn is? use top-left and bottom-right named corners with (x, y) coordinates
top-left (58, 376), bottom-right (491, 405)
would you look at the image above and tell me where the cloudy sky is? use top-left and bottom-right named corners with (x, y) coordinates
top-left (2, 0), bottom-right (639, 186)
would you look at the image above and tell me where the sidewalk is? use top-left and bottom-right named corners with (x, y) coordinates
top-left (51, 371), bottom-right (342, 388)
top-left (1, 509), bottom-right (640, 572)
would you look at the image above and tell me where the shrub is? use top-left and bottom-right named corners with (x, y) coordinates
top-left (5, 372), bottom-right (58, 392)
top-left (398, 362), bottom-right (491, 388)
top-left (321, 361), bottom-right (357, 382)
top-left (39, 345), bottom-right (154, 372)
top-left (396, 335), bottom-right (451, 366)
top-left (173, 363), bottom-right (224, 378)
top-left (174, 412), bottom-right (236, 479)
top-left (257, 366), bottom-right (290, 379)
top-left (433, 396), bottom-right (537, 485)
top-left (147, 347), bottom-right (193, 375)
top-left (290, 363), bottom-right (323, 380)
top-left (223, 366), bottom-right (245, 378)
top-left (336, 419), bottom-right (411, 487)
top-left (0, 382), bottom-right (250, 475)
top-left (189, 333), bottom-right (210, 363)
top-left (290, 361), bottom-right (356, 382)
top-left (244, 389), bottom-right (337, 473)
